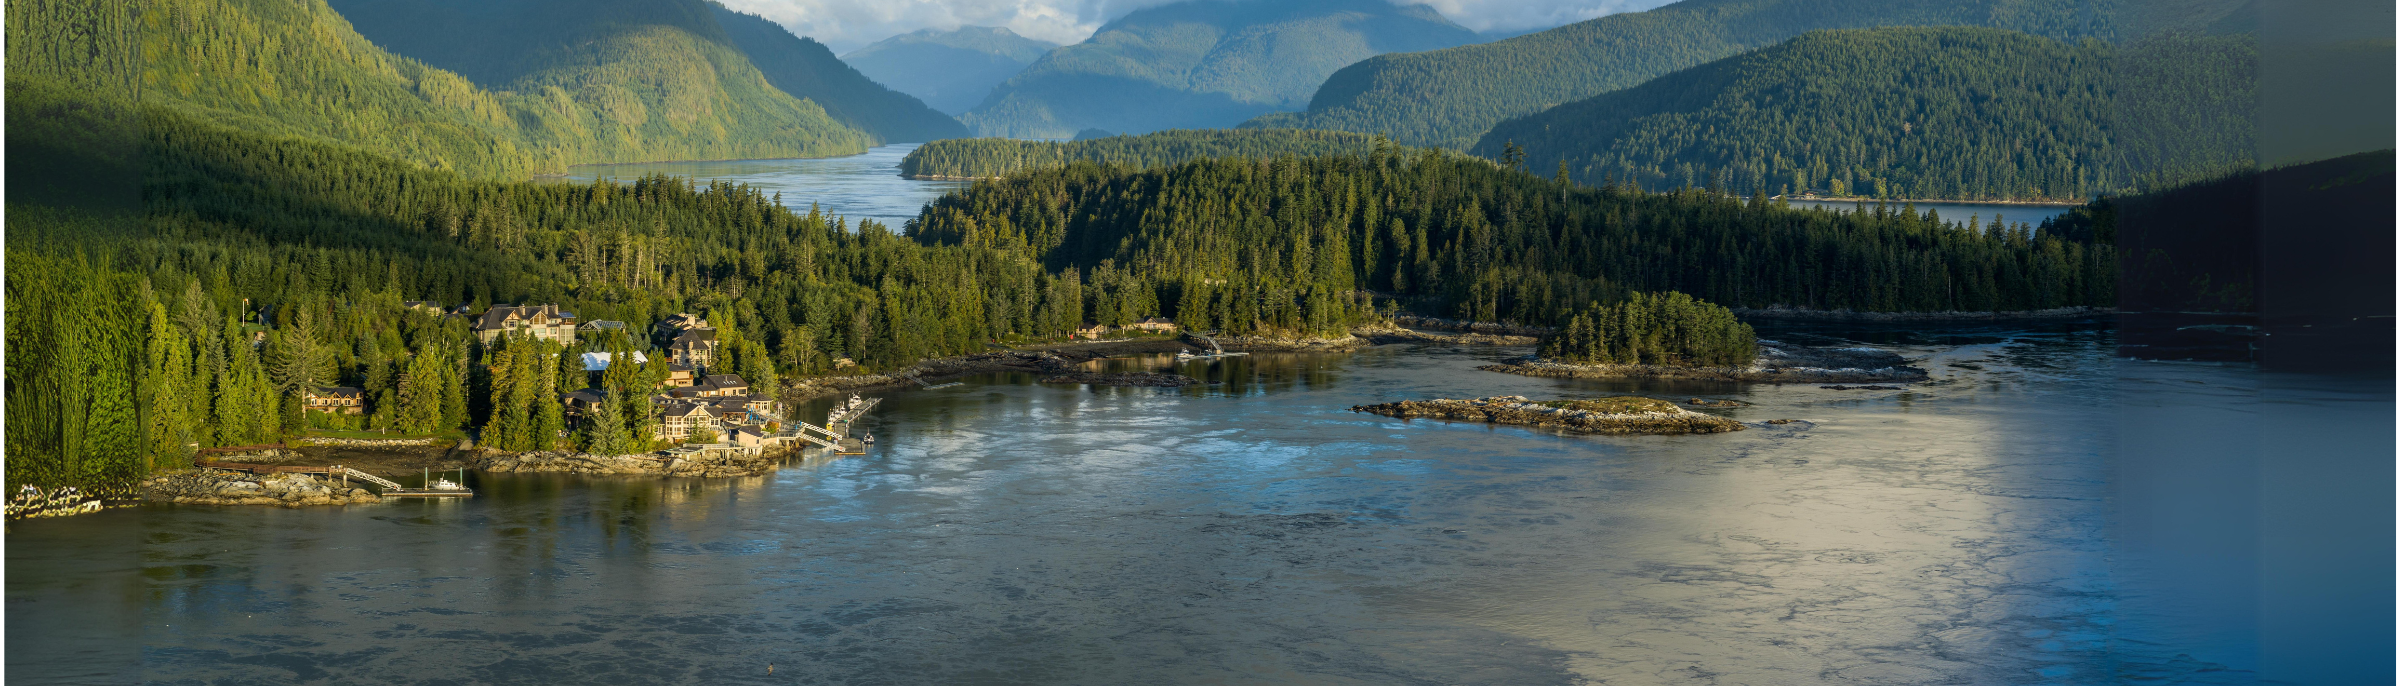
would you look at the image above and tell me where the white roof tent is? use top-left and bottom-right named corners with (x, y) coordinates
top-left (580, 351), bottom-right (650, 372)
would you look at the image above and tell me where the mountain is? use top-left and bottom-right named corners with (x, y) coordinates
top-left (960, 0), bottom-right (1478, 139)
top-left (843, 27), bottom-right (1059, 116)
top-left (321, 0), bottom-right (873, 163)
top-left (1475, 27), bottom-right (2258, 202)
top-left (1246, 0), bottom-right (2252, 150)
top-left (708, 6), bottom-right (966, 143)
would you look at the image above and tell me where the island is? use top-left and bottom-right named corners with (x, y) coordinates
top-left (1350, 396), bottom-right (1744, 435)
top-left (1481, 340), bottom-right (1930, 384)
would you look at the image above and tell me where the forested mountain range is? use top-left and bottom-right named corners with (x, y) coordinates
top-left (1474, 27), bottom-right (2257, 201)
top-left (1245, 0), bottom-right (2251, 151)
top-left (960, 0), bottom-right (1478, 139)
top-left (898, 129), bottom-right (1395, 179)
top-left (322, 0), bottom-right (956, 149)
top-left (7, 0), bottom-right (2113, 490)
top-left (843, 26), bottom-right (1059, 116)
top-left (707, 6), bottom-right (966, 143)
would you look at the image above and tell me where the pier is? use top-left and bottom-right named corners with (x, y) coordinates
top-left (195, 459), bottom-right (472, 498)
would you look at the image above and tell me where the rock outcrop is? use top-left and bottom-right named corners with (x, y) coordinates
top-left (1480, 341), bottom-right (1928, 384)
top-left (475, 449), bottom-right (788, 478)
top-left (1351, 395), bottom-right (1744, 435)
top-left (142, 471), bottom-right (382, 507)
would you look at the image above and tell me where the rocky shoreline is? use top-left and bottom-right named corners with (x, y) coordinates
top-left (1354, 324), bottom-right (1540, 346)
top-left (475, 448), bottom-right (795, 477)
top-left (142, 470), bottom-right (383, 507)
top-left (1352, 396), bottom-right (1743, 435)
top-left (1481, 341), bottom-right (1928, 384)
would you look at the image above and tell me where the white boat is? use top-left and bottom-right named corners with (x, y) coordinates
top-left (429, 477), bottom-right (467, 491)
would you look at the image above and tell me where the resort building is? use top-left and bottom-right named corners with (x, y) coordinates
top-left (474, 304), bottom-right (578, 344)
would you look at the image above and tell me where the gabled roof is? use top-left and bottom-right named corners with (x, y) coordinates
top-left (311, 386), bottom-right (364, 397)
top-left (703, 374), bottom-right (747, 387)
top-left (579, 320), bottom-right (626, 330)
top-left (672, 328), bottom-right (719, 344)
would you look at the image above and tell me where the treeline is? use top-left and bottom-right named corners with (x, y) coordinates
top-left (909, 152), bottom-right (2116, 327)
top-left (1249, 0), bottom-right (2137, 150)
top-left (898, 129), bottom-right (1391, 179)
top-left (5, 92), bottom-right (1064, 488)
top-left (1475, 28), bottom-right (2257, 202)
top-left (1538, 292), bottom-right (1757, 366)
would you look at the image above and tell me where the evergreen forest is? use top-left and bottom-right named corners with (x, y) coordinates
top-left (1246, 0), bottom-right (2249, 151)
top-left (907, 152), bottom-right (2115, 328)
top-left (1474, 27), bottom-right (2257, 201)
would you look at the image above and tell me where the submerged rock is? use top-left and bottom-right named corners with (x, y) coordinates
top-left (1350, 395), bottom-right (1744, 436)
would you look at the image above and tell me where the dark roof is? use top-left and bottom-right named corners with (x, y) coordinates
top-left (673, 329), bottom-right (719, 343)
top-left (669, 363), bottom-right (694, 372)
top-left (580, 320), bottom-right (627, 330)
top-left (562, 389), bottom-right (606, 404)
top-left (313, 386), bottom-right (364, 397)
top-left (703, 374), bottom-right (747, 387)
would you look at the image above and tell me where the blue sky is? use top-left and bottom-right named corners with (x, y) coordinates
top-left (717, 0), bottom-right (1676, 54)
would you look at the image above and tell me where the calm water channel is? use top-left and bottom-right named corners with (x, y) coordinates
top-left (538, 144), bottom-right (968, 230)
top-left (8, 322), bottom-right (2391, 684)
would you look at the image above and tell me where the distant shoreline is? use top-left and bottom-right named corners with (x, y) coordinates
top-left (1778, 196), bottom-right (2081, 208)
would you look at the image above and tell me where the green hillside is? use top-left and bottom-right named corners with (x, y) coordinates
top-left (898, 129), bottom-right (1394, 178)
top-left (843, 26), bottom-right (1059, 115)
top-left (709, 5), bottom-right (966, 143)
top-left (908, 153), bottom-right (2114, 326)
top-left (322, 0), bottom-right (872, 164)
top-left (961, 0), bottom-right (1477, 139)
top-left (1475, 27), bottom-right (2257, 202)
top-left (1247, 0), bottom-right (2249, 150)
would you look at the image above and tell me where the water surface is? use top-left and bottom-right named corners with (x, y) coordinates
top-left (542, 145), bottom-right (968, 230)
top-left (12, 325), bottom-right (2386, 684)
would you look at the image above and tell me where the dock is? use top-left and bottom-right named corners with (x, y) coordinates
top-left (196, 459), bottom-right (472, 498)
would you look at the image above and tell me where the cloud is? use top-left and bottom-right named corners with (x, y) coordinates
top-left (716, 0), bottom-right (1675, 55)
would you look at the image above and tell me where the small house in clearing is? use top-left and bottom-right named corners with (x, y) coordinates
top-left (305, 386), bottom-right (366, 415)
top-left (1125, 317), bottom-right (1178, 333)
top-left (1075, 323), bottom-right (1110, 339)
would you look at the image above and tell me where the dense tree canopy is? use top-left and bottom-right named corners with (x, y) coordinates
top-left (909, 152), bottom-right (2115, 327)
top-left (1474, 28), bottom-right (2256, 202)
top-left (1244, 0), bottom-right (2180, 150)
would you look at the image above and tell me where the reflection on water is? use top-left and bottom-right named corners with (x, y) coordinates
top-left (6, 330), bottom-right (2389, 684)
top-left (539, 144), bottom-right (968, 229)
top-left (1788, 199), bottom-right (2072, 228)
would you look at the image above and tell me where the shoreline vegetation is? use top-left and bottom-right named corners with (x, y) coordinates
top-left (1352, 395), bottom-right (1744, 435)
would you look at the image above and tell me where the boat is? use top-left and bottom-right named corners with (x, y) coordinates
top-left (862, 433), bottom-right (876, 445)
top-left (429, 477), bottom-right (467, 491)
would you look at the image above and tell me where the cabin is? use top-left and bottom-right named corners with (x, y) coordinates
top-left (402, 301), bottom-right (448, 315)
top-left (474, 304), bottom-right (578, 344)
top-left (655, 313), bottom-right (709, 337)
top-left (560, 388), bottom-right (607, 416)
top-left (578, 320), bottom-right (627, 337)
top-left (1075, 323), bottom-right (1110, 339)
top-left (1125, 317), bottom-right (1179, 333)
top-left (666, 363), bottom-right (696, 388)
top-left (699, 374), bottom-right (749, 396)
top-left (305, 386), bottom-right (366, 415)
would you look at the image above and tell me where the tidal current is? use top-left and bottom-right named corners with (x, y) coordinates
top-left (10, 321), bottom-right (2390, 684)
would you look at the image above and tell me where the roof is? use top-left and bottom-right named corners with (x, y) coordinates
top-left (672, 329), bottom-right (719, 344)
top-left (476, 304), bottom-right (575, 331)
top-left (579, 351), bottom-right (649, 371)
top-left (312, 386), bottom-right (364, 397)
top-left (1138, 317), bottom-right (1174, 325)
top-left (561, 389), bottom-right (606, 404)
top-left (669, 363), bottom-right (694, 373)
top-left (703, 374), bottom-right (747, 387)
top-left (579, 320), bottom-right (626, 330)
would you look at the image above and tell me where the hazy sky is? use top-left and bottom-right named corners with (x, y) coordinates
top-left (717, 0), bottom-right (1675, 54)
